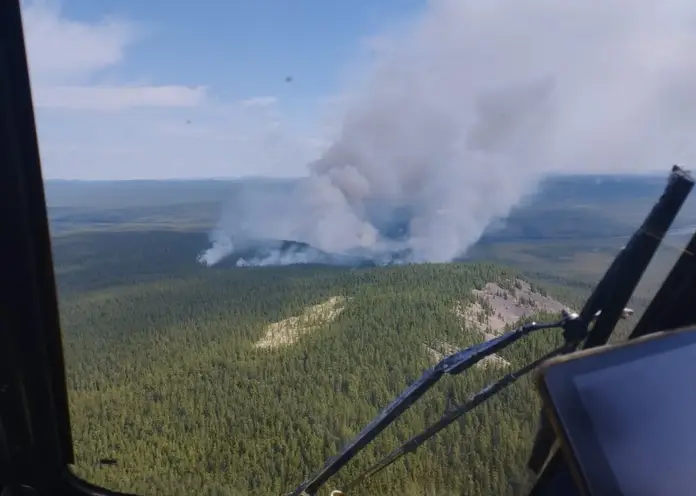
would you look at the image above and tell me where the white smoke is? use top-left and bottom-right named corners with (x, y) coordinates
top-left (199, 0), bottom-right (696, 267)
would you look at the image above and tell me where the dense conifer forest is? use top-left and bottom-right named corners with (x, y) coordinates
top-left (48, 176), bottom-right (675, 495)
top-left (53, 230), bottom-right (589, 496)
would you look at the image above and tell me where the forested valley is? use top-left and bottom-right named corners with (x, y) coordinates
top-left (52, 229), bottom-right (595, 496)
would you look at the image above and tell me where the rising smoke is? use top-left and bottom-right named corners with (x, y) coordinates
top-left (199, 0), bottom-right (696, 267)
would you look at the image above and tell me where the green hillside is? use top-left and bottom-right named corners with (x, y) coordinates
top-left (58, 249), bottom-right (579, 495)
top-left (48, 176), bottom-right (682, 495)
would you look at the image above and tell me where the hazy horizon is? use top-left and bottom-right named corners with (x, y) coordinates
top-left (30, 0), bottom-right (696, 266)
top-left (43, 169), bottom-right (673, 183)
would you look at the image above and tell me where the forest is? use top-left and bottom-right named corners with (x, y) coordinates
top-left (54, 236), bottom-right (583, 496)
top-left (47, 176), bottom-right (681, 495)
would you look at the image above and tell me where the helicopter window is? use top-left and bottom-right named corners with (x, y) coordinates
top-left (9, 0), bottom-right (696, 495)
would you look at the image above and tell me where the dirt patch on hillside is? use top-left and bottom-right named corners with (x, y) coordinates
top-left (455, 279), bottom-right (569, 336)
top-left (423, 341), bottom-right (511, 369)
top-left (254, 296), bottom-right (347, 349)
top-left (445, 279), bottom-right (571, 367)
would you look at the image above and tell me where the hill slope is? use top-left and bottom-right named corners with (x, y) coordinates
top-left (61, 261), bottom-right (574, 496)
top-left (49, 174), bottom-right (676, 495)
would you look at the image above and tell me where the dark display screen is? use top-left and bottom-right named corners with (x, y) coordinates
top-left (572, 342), bottom-right (696, 495)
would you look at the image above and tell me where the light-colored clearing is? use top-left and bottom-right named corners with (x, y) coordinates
top-left (455, 279), bottom-right (570, 336)
top-left (443, 279), bottom-right (571, 369)
top-left (254, 296), bottom-right (347, 349)
top-left (423, 341), bottom-right (510, 369)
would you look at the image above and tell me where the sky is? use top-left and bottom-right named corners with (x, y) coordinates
top-left (22, 0), bottom-right (424, 180)
top-left (21, 0), bottom-right (696, 181)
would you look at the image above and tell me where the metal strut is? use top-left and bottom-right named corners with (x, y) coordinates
top-left (333, 341), bottom-right (579, 495)
top-left (527, 165), bottom-right (693, 474)
top-left (288, 319), bottom-right (567, 496)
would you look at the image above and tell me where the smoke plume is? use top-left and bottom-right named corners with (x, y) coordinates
top-left (199, 0), bottom-right (696, 267)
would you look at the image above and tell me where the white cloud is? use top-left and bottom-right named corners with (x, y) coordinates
top-left (20, 1), bottom-right (316, 179)
top-left (22, 0), bottom-right (136, 84)
top-left (22, 0), bottom-right (206, 110)
top-left (33, 85), bottom-right (208, 110)
top-left (240, 96), bottom-right (278, 108)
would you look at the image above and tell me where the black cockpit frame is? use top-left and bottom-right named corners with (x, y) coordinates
top-left (0, 1), bottom-right (133, 494)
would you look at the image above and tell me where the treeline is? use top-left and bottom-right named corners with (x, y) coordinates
top-left (57, 257), bottom-right (582, 496)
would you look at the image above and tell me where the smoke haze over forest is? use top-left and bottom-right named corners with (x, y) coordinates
top-left (199, 0), bottom-right (696, 267)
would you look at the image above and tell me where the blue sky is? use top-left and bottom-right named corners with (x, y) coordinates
top-left (22, 0), bottom-right (696, 181)
top-left (22, 0), bottom-right (424, 179)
